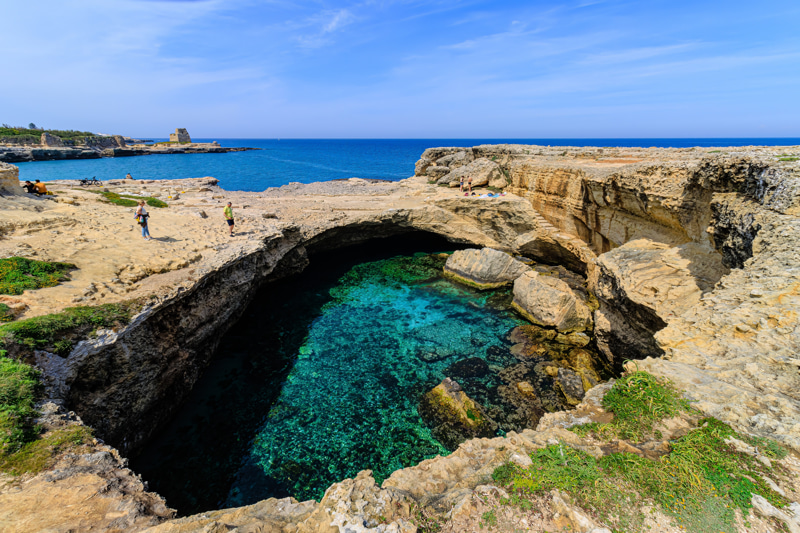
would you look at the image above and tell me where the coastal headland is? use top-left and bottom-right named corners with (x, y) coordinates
top-left (0, 128), bottom-right (256, 163)
top-left (1, 144), bottom-right (799, 532)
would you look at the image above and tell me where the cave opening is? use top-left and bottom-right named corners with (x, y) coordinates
top-left (129, 229), bottom-right (614, 516)
top-left (130, 231), bottom-right (478, 514)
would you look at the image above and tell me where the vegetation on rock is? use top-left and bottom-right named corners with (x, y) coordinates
top-left (0, 356), bottom-right (42, 453)
top-left (491, 371), bottom-right (790, 532)
top-left (0, 302), bottom-right (135, 357)
top-left (0, 257), bottom-right (76, 296)
top-left (0, 424), bottom-right (94, 475)
top-left (0, 125), bottom-right (97, 145)
top-left (0, 303), bottom-right (13, 322)
top-left (89, 190), bottom-right (168, 208)
top-left (0, 302), bottom-right (135, 474)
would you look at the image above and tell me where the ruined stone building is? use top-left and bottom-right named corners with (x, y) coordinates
top-left (169, 128), bottom-right (192, 143)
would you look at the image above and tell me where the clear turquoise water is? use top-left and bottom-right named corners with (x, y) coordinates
top-left (225, 252), bottom-right (525, 506)
top-left (131, 235), bottom-right (526, 514)
top-left (16, 138), bottom-right (800, 192)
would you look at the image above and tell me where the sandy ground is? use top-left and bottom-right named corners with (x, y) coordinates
top-left (0, 175), bottom-right (458, 319)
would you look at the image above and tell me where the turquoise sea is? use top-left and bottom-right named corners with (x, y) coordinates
top-left (16, 138), bottom-right (800, 192)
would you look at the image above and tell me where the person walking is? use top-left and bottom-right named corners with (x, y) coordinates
top-left (224, 202), bottom-right (235, 236)
top-left (459, 175), bottom-right (464, 193)
top-left (135, 200), bottom-right (151, 240)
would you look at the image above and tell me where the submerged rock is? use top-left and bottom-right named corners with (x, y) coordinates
top-left (555, 368), bottom-right (585, 406)
top-left (512, 271), bottom-right (593, 333)
top-left (445, 357), bottom-right (490, 378)
top-left (418, 377), bottom-right (498, 450)
top-left (443, 247), bottom-right (530, 289)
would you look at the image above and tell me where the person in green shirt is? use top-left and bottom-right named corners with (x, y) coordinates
top-left (224, 202), bottom-right (234, 236)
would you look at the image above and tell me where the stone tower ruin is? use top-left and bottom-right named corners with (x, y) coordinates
top-left (169, 128), bottom-right (192, 143)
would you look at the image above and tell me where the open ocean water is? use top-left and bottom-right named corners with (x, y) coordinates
top-left (16, 138), bottom-right (800, 192)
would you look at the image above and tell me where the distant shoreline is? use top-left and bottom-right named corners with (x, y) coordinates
top-left (0, 143), bottom-right (259, 164)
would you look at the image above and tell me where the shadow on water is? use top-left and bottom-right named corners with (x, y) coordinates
top-left (130, 232), bottom-right (469, 515)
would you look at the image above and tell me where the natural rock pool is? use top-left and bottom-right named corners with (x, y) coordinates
top-left (132, 234), bottom-right (604, 515)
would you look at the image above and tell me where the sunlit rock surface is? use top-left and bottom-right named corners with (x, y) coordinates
top-left (2, 144), bottom-right (800, 531)
top-left (443, 247), bottom-right (530, 289)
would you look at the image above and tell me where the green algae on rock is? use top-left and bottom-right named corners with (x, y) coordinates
top-left (418, 377), bottom-right (499, 450)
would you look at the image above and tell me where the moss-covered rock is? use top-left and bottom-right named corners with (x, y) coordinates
top-left (418, 378), bottom-right (498, 450)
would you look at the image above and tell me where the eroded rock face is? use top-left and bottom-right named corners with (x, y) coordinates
top-left (0, 161), bottom-right (20, 195)
top-left (512, 271), bottom-right (593, 333)
top-left (589, 238), bottom-right (727, 365)
top-left (438, 158), bottom-right (506, 189)
top-left (418, 377), bottom-right (498, 450)
top-left (0, 405), bottom-right (174, 533)
top-left (443, 247), bottom-right (530, 289)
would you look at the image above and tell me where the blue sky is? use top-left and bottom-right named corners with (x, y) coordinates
top-left (3, 0), bottom-right (799, 138)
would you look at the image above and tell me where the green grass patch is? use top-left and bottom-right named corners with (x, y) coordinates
top-left (493, 371), bottom-right (790, 532)
top-left (0, 357), bottom-right (43, 453)
top-left (573, 370), bottom-right (693, 441)
top-left (89, 189), bottom-right (167, 208)
top-left (0, 424), bottom-right (93, 475)
top-left (778, 157), bottom-right (799, 162)
top-left (0, 303), bottom-right (135, 357)
top-left (0, 257), bottom-right (76, 296)
top-left (0, 304), bottom-right (13, 322)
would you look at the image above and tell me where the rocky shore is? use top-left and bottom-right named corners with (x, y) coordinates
top-left (1, 143), bottom-right (799, 532)
top-left (0, 140), bottom-right (256, 163)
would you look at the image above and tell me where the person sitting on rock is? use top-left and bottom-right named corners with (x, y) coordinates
top-left (125, 173), bottom-right (135, 180)
top-left (22, 181), bottom-right (36, 194)
top-left (33, 179), bottom-right (48, 195)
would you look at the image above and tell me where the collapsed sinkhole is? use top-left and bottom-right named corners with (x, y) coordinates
top-left (128, 232), bottom-right (616, 516)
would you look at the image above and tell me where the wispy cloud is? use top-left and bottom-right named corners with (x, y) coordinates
top-left (294, 8), bottom-right (357, 48)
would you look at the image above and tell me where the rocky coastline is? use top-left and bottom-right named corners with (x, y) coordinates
top-left (1, 143), bottom-right (799, 532)
top-left (0, 134), bottom-right (257, 163)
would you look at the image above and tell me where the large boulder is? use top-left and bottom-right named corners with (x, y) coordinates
top-left (443, 248), bottom-right (530, 289)
top-left (0, 162), bottom-right (21, 195)
top-left (512, 271), bottom-right (593, 333)
top-left (438, 158), bottom-right (506, 188)
top-left (418, 378), bottom-right (498, 450)
top-left (589, 239), bottom-right (724, 366)
top-left (554, 367), bottom-right (585, 406)
top-left (415, 147), bottom-right (464, 176)
top-left (426, 166), bottom-right (451, 180)
top-left (436, 151), bottom-right (473, 170)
